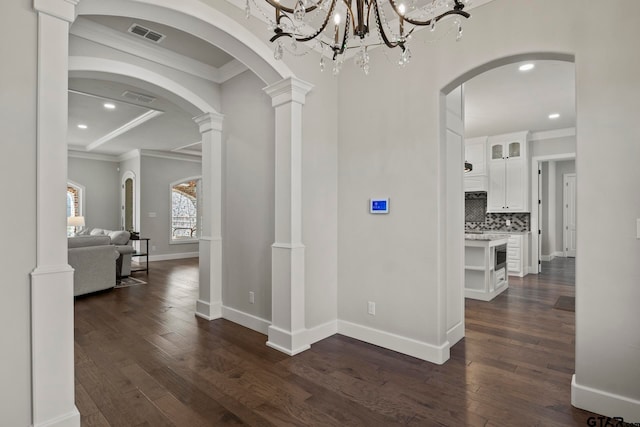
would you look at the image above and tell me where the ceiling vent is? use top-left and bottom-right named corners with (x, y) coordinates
top-left (121, 90), bottom-right (156, 104)
top-left (127, 23), bottom-right (166, 43)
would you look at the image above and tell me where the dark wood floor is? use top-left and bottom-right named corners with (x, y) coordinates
top-left (75, 257), bottom-right (597, 426)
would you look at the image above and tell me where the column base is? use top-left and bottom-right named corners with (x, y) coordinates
top-left (266, 325), bottom-right (310, 356)
top-left (31, 265), bottom-right (78, 427)
top-left (195, 299), bottom-right (222, 321)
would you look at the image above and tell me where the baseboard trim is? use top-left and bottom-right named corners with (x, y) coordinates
top-left (304, 320), bottom-right (338, 345)
top-left (147, 252), bottom-right (198, 262)
top-left (541, 254), bottom-right (555, 262)
top-left (221, 305), bottom-right (270, 335)
top-left (266, 325), bottom-right (310, 356)
top-left (553, 251), bottom-right (565, 258)
top-left (447, 321), bottom-right (464, 346)
top-left (35, 407), bottom-right (80, 427)
top-left (572, 375), bottom-right (640, 422)
top-left (337, 320), bottom-right (450, 364)
top-left (195, 299), bottom-right (221, 321)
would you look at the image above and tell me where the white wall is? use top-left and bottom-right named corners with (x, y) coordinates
top-left (532, 135), bottom-right (576, 157)
top-left (556, 160), bottom-right (575, 254)
top-left (204, 0), bottom-right (339, 332)
top-left (0, 1), bottom-right (36, 424)
top-left (68, 156), bottom-right (120, 229)
top-left (140, 154), bottom-right (201, 257)
top-left (337, 0), bottom-right (639, 418)
top-left (220, 70), bottom-right (275, 322)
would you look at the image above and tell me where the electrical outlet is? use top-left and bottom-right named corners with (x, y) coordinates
top-left (367, 301), bottom-right (376, 315)
top-left (249, 291), bottom-right (255, 304)
top-left (506, 219), bottom-right (511, 226)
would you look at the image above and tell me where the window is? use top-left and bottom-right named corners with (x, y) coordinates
top-left (170, 178), bottom-right (200, 243)
top-left (67, 181), bottom-right (84, 236)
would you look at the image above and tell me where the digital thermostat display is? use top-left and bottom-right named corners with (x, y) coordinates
top-left (370, 198), bottom-right (389, 214)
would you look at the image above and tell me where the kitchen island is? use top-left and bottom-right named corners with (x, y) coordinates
top-left (465, 233), bottom-right (509, 301)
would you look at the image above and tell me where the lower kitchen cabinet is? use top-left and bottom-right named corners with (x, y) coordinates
top-left (507, 233), bottom-right (529, 277)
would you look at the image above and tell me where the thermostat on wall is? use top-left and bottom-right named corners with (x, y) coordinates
top-left (370, 198), bottom-right (389, 214)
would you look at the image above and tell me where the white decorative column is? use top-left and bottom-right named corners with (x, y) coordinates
top-left (263, 77), bottom-right (313, 355)
top-left (194, 112), bottom-right (225, 320)
top-left (31, 1), bottom-right (80, 426)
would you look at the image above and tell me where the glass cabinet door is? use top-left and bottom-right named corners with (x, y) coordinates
top-left (491, 144), bottom-right (503, 160)
top-left (508, 142), bottom-right (521, 158)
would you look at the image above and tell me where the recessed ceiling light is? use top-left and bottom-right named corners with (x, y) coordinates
top-left (519, 63), bottom-right (535, 72)
top-left (548, 113), bottom-right (560, 119)
top-left (77, 124), bottom-right (88, 129)
top-left (104, 103), bottom-right (116, 110)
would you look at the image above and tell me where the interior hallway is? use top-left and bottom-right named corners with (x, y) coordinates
top-left (74, 257), bottom-right (593, 426)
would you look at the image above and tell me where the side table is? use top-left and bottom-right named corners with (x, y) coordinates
top-left (130, 237), bottom-right (150, 274)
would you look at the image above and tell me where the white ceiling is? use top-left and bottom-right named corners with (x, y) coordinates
top-left (464, 60), bottom-right (575, 138)
top-left (84, 15), bottom-right (235, 69)
top-left (67, 17), bottom-right (575, 158)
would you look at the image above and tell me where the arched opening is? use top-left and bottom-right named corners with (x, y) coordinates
top-left (440, 51), bottom-right (576, 360)
top-left (32, 1), bottom-right (306, 424)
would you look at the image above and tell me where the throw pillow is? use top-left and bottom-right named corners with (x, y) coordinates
top-left (89, 228), bottom-right (104, 236)
top-left (109, 230), bottom-right (130, 245)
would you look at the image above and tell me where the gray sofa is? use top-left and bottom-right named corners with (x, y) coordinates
top-left (68, 236), bottom-right (119, 296)
top-left (76, 228), bottom-right (136, 277)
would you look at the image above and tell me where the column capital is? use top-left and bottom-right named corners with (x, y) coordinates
top-left (34, 0), bottom-right (80, 23)
top-left (263, 77), bottom-right (314, 108)
top-left (193, 111), bottom-right (224, 134)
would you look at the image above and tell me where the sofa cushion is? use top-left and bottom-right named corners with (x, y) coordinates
top-left (68, 235), bottom-right (111, 248)
top-left (109, 230), bottom-right (130, 245)
top-left (89, 228), bottom-right (105, 236)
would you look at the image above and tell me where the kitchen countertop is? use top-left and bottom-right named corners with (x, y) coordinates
top-left (464, 233), bottom-right (510, 241)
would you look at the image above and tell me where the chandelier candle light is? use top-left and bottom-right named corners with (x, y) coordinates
top-left (246, 0), bottom-right (471, 73)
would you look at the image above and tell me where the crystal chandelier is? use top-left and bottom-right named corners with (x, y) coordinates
top-left (245, 0), bottom-right (471, 74)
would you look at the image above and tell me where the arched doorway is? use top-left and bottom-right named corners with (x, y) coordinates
top-left (440, 51), bottom-right (575, 369)
top-left (31, 1), bottom-right (309, 425)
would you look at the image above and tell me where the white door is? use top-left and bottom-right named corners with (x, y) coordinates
top-left (537, 166), bottom-right (542, 272)
top-left (488, 158), bottom-right (505, 211)
top-left (563, 173), bottom-right (577, 257)
top-left (505, 157), bottom-right (524, 210)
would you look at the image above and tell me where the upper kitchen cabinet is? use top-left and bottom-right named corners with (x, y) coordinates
top-left (487, 131), bottom-right (530, 212)
top-left (464, 136), bottom-right (488, 192)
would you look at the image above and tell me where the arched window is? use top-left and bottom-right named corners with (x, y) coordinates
top-left (170, 178), bottom-right (200, 243)
top-left (67, 181), bottom-right (84, 236)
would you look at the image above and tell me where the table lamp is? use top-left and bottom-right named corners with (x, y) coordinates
top-left (67, 216), bottom-right (85, 234)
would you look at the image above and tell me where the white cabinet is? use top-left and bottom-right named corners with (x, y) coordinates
top-left (487, 131), bottom-right (530, 212)
top-left (507, 233), bottom-right (529, 277)
top-left (464, 136), bottom-right (488, 192)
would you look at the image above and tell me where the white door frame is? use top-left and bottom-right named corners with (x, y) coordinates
top-left (121, 171), bottom-right (136, 231)
top-left (530, 153), bottom-right (575, 274)
top-left (563, 173), bottom-right (577, 257)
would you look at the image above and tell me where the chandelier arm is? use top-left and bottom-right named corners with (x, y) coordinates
top-left (264, 0), bottom-right (319, 15)
top-left (372, 0), bottom-right (401, 49)
top-left (269, 0), bottom-right (338, 43)
top-left (333, 8), bottom-right (351, 57)
top-left (403, 9), bottom-right (469, 27)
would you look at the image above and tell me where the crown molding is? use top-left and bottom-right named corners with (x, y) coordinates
top-left (68, 149), bottom-right (119, 162)
top-left (118, 149), bottom-right (141, 162)
top-left (70, 17), bottom-right (247, 84)
top-left (530, 127), bottom-right (576, 141)
top-left (140, 149), bottom-right (202, 163)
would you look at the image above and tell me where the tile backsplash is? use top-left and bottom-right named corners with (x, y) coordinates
top-left (465, 192), bottom-right (530, 231)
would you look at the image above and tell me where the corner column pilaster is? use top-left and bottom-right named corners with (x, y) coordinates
top-left (194, 112), bottom-right (224, 320)
top-left (263, 77), bottom-right (313, 355)
top-left (31, 1), bottom-right (81, 426)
